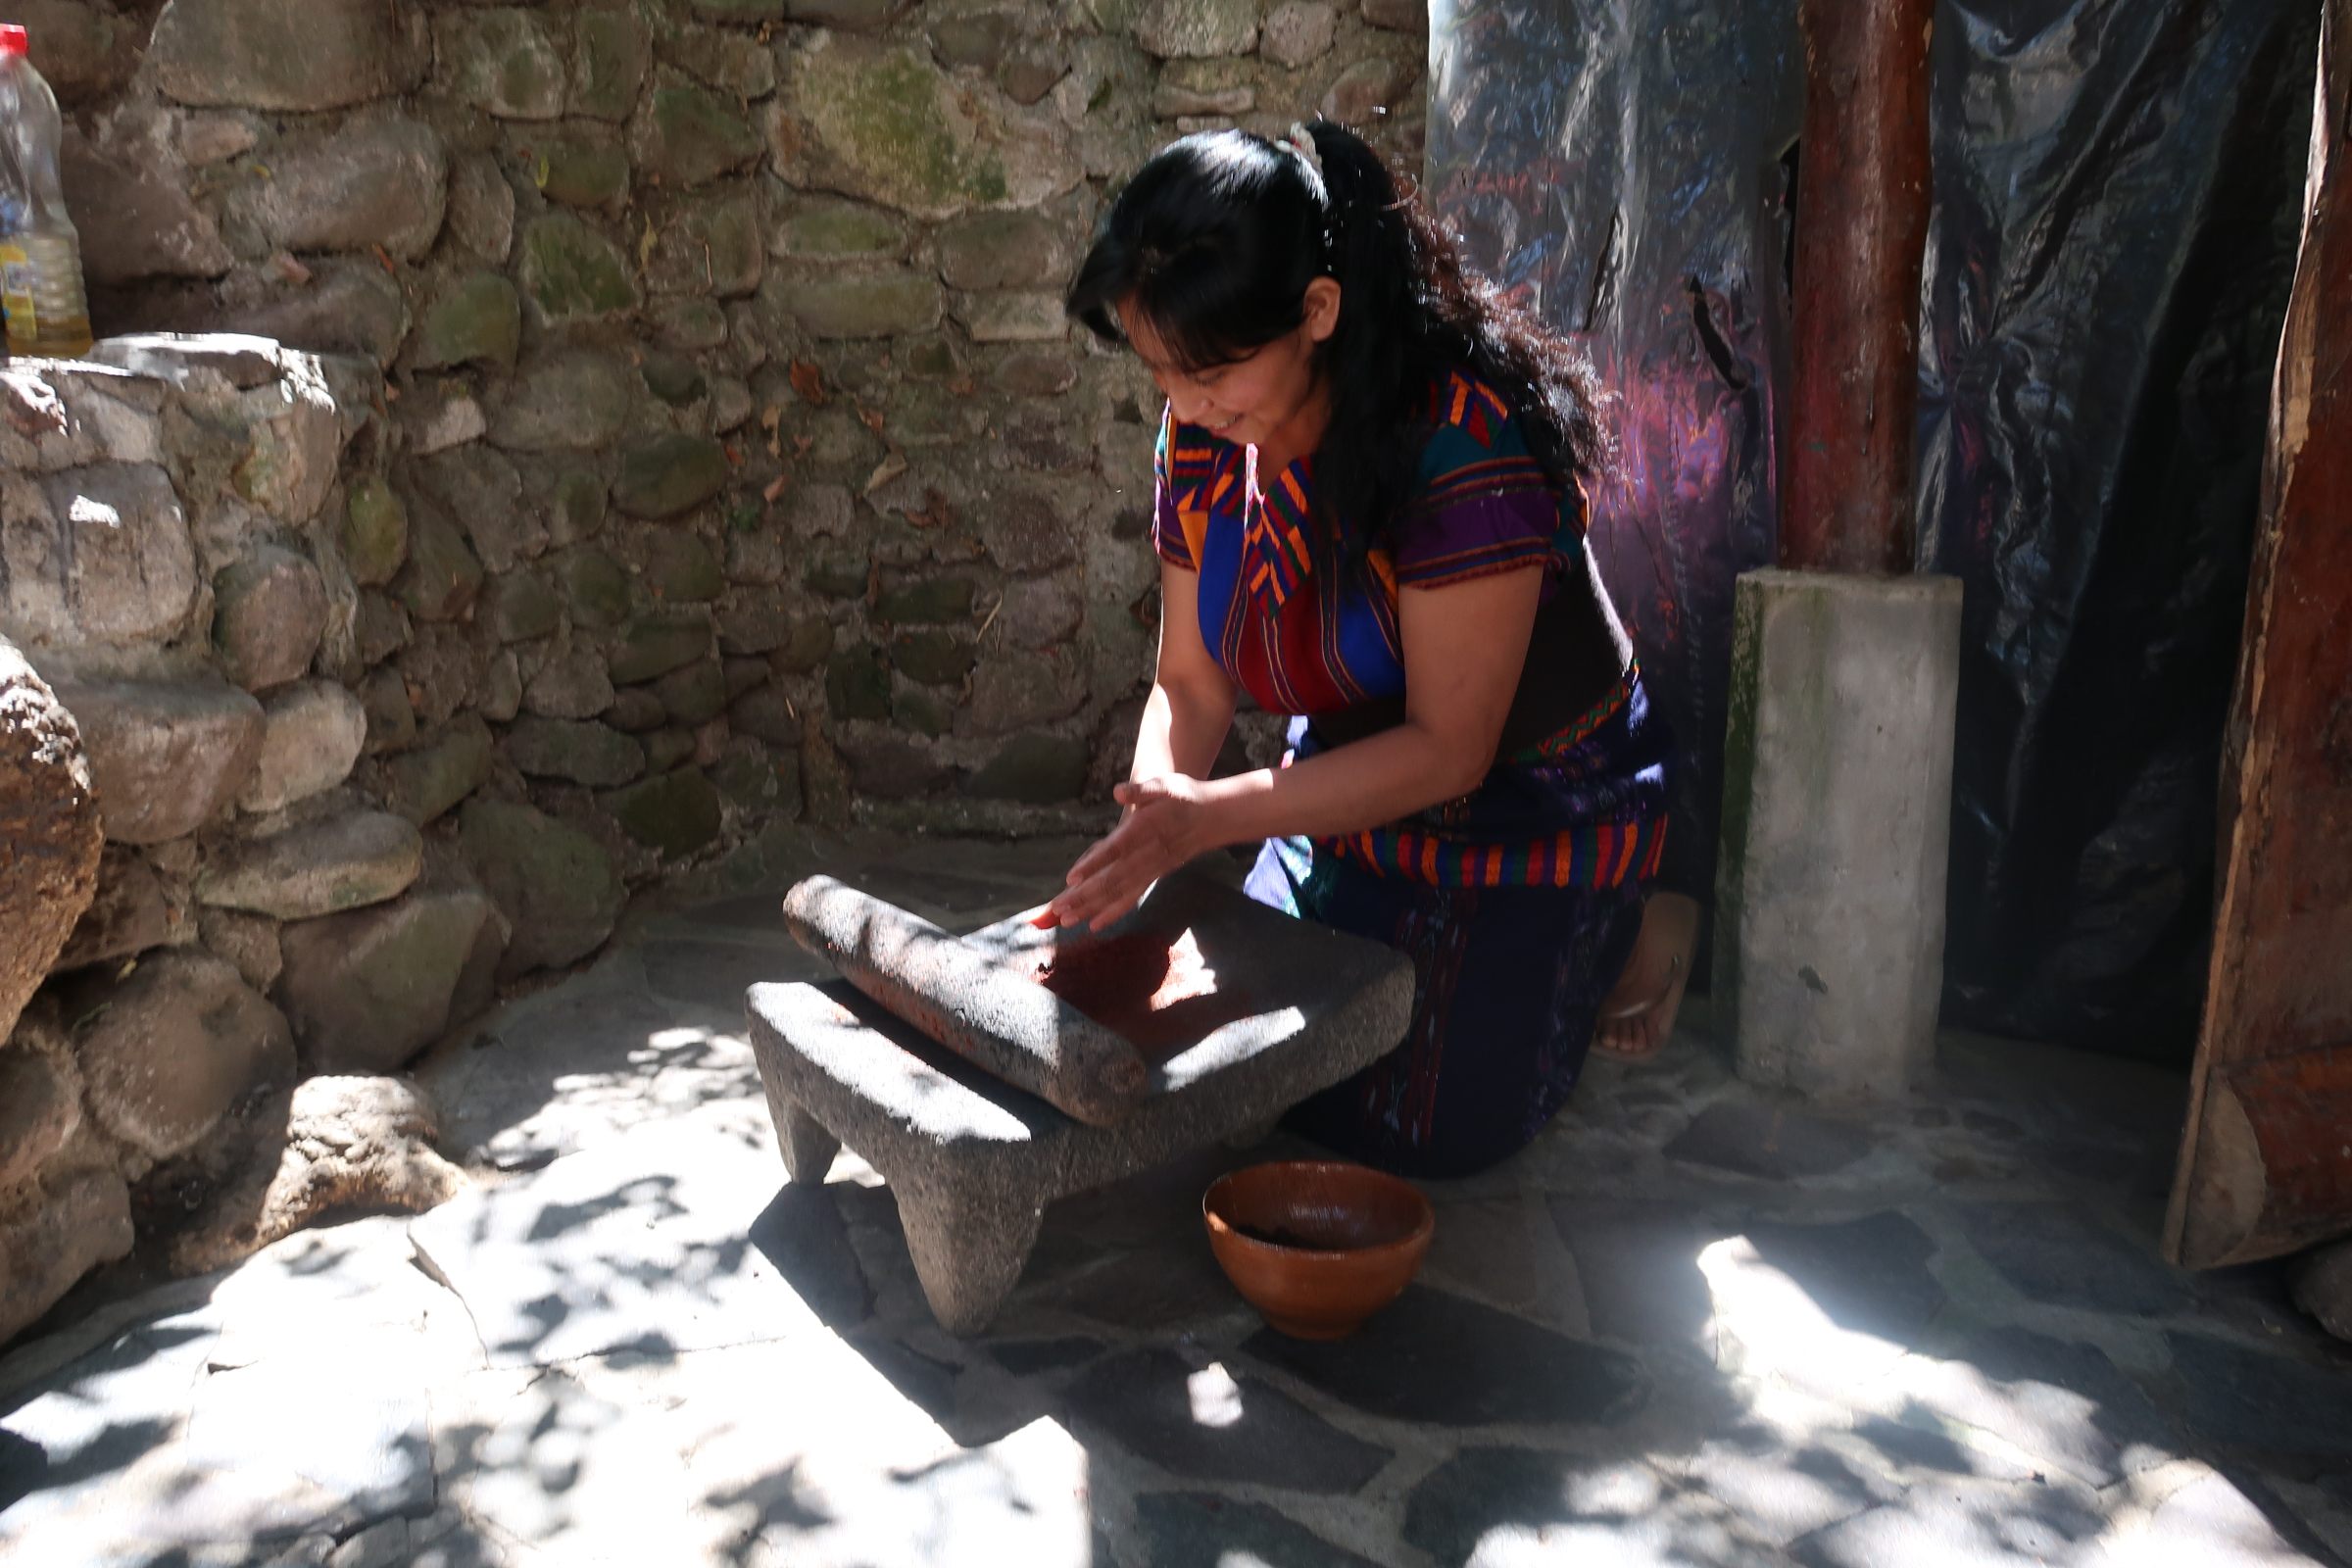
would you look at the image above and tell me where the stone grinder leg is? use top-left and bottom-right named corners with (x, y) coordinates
top-left (759, 1071), bottom-right (840, 1185)
top-left (894, 1176), bottom-right (1046, 1336)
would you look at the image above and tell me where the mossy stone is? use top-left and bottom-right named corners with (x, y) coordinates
top-left (341, 475), bottom-right (409, 588)
top-left (537, 142), bottom-right (632, 208)
top-left (824, 642), bottom-right (891, 721)
top-left (604, 767), bottom-right (723, 858)
top-left (613, 433), bottom-right (729, 519)
top-left (519, 215), bottom-right (638, 323)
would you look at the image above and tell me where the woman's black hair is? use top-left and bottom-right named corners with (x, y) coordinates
top-left (1065, 120), bottom-right (1609, 553)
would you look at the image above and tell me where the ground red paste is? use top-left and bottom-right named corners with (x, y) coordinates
top-left (1034, 927), bottom-right (1253, 1061)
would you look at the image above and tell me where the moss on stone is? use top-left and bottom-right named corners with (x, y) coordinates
top-left (519, 215), bottom-right (638, 323)
top-left (341, 475), bottom-right (409, 588)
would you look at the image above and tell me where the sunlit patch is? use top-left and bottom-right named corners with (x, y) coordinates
top-left (67, 494), bottom-right (121, 527)
top-left (1696, 1236), bottom-right (1908, 1390)
top-left (1186, 1362), bottom-right (1245, 1429)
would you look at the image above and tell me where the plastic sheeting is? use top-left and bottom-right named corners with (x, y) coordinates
top-left (1425, 0), bottom-right (1803, 913)
top-left (1429, 0), bottom-right (2316, 1058)
top-left (1917, 0), bottom-right (2317, 1058)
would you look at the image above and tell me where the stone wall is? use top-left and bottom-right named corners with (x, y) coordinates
top-left (25, 0), bottom-right (1429, 841)
top-left (0, 0), bottom-right (1429, 1342)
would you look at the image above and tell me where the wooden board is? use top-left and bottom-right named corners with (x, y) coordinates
top-left (2165, 0), bottom-right (2352, 1268)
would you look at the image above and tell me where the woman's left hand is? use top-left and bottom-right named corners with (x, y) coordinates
top-left (1051, 773), bottom-right (1220, 931)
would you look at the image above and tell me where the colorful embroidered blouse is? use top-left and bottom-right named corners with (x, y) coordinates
top-left (1151, 371), bottom-right (1671, 891)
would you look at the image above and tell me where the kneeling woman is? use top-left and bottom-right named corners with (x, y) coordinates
top-left (1048, 121), bottom-right (1675, 1179)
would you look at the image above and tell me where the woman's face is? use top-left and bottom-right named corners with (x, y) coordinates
top-left (1119, 278), bottom-right (1341, 449)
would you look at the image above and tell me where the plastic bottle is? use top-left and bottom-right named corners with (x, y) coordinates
top-left (0, 24), bottom-right (92, 360)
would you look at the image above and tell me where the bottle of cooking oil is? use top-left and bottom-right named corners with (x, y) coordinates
top-left (0, 24), bottom-right (92, 360)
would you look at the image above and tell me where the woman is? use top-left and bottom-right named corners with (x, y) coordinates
top-left (1048, 120), bottom-right (1692, 1178)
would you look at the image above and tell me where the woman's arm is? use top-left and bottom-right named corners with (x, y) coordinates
top-left (1130, 563), bottom-right (1238, 784)
top-left (1051, 564), bottom-right (1544, 928)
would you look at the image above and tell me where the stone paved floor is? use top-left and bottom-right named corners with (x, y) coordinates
top-left (4, 834), bottom-right (2351, 1568)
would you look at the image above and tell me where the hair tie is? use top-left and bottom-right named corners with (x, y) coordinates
top-left (1280, 122), bottom-right (1326, 189)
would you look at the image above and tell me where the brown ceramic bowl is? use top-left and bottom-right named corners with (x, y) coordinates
top-left (1201, 1160), bottom-right (1435, 1340)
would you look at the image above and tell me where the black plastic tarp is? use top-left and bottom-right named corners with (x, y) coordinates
top-left (1917, 0), bottom-right (2316, 1058)
top-left (1427, 0), bottom-right (2316, 1059)
top-left (1426, 0), bottom-right (1803, 916)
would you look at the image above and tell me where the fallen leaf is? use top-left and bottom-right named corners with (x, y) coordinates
top-left (761, 474), bottom-right (788, 503)
top-left (905, 488), bottom-right (954, 530)
top-left (788, 361), bottom-right (828, 407)
top-left (862, 453), bottom-right (909, 495)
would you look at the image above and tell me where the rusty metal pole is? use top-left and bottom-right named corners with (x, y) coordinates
top-left (1782, 0), bottom-right (1937, 574)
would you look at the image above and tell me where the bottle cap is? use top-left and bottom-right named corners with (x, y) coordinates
top-left (0, 25), bottom-right (28, 56)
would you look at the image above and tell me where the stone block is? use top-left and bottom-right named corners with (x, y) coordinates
top-left (643, 531), bottom-right (725, 603)
top-left (62, 129), bottom-right (235, 283)
top-left (149, 0), bottom-right (427, 111)
top-left (236, 678), bottom-right (367, 813)
top-left (524, 638), bottom-right (617, 721)
top-left (1137, 0), bottom-right (1261, 59)
top-left (571, 7), bottom-right (650, 121)
top-left (1361, 0), bottom-right (1424, 28)
top-left (0, 1166), bottom-right (131, 1348)
top-left (935, 212), bottom-right (1077, 292)
top-left (277, 887), bottom-right (506, 1073)
top-left (491, 347), bottom-right (635, 453)
top-left (1262, 1), bottom-right (1337, 68)
top-left (769, 269), bottom-right (945, 340)
top-left (216, 260), bottom-right (412, 364)
top-left (1716, 570), bottom-right (1963, 1100)
top-left (222, 119), bottom-right (447, 262)
top-left (339, 475), bottom-right (409, 588)
top-left (518, 215), bottom-right (640, 324)
top-left (54, 846), bottom-right (170, 972)
top-left (414, 272), bottom-right (521, 372)
top-left (964, 648), bottom-right (1085, 735)
top-left (2, 462), bottom-right (197, 648)
top-left (72, 949), bottom-right (294, 1158)
top-left (53, 673), bottom-right (265, 845)
top-left (391, 502), bottom-right (485, 623)
top-left (631, 84), bottom-right (762, 186)
top-left (507, 717), bottom-right (645, 787)
top-left (213, 544), bottom-right (329, 691)
top-left (608, 611), bottom-right (713, 682)
top-left (536, 138), bottom-right (633, 210)
top-left (965, 734), bottom-right (1090, 804)
top-left (775, 39), bottom-right (1084, 220)
top-left (602, 766), bottom-right (722, 858)
top-left (954, 291), bottom-right (1072, 344)
top-left (486, 568), bottom-right (562, 644)
top-left (646, 189), bottom-right (764, 298)
top-left (0, 1033), bottom-right (80, 1189)
top-left (382, 714), bottom-right (496, 826)
top-left (459, 799), bottom-right (625, 978)
top-left (0, 641), bottom-right (102, 1034)
top-left (447, 152), bottom-right (516, 263)
top-left (413, 445), bottom-right (538, 574)
top-left (438, 7), bottom-right (568, 120)
top-left (613, 433), bottom-right (730, 519)
top-left (771, 198), bottom-right (907, 262)
top-left (197, 808), bottom-right (424, 920)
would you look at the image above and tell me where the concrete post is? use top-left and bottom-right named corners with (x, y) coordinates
top-left (1715, 571), bottom-right (1962, 1099)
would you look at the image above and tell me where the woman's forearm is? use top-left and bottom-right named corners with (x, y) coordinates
top-left (1132, 679), bottom-right (1237, 785)
top-left (1195, 720), bottom-right (1481, 849)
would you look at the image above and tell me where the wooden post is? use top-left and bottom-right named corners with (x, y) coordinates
top-left (1782, 0), bottom-right (1937, 574)
top-left (2165, 0), bottom-right (2352, 1269)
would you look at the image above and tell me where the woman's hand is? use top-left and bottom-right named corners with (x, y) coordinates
top-left (1050, 773), bottom-right (1220, 931)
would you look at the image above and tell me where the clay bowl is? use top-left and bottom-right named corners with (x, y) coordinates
top-left (1202, 1160), bottom-right (1435, 1340)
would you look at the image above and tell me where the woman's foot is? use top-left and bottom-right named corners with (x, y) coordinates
top-left (1592, 892), bottom-right (1700, 1062)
